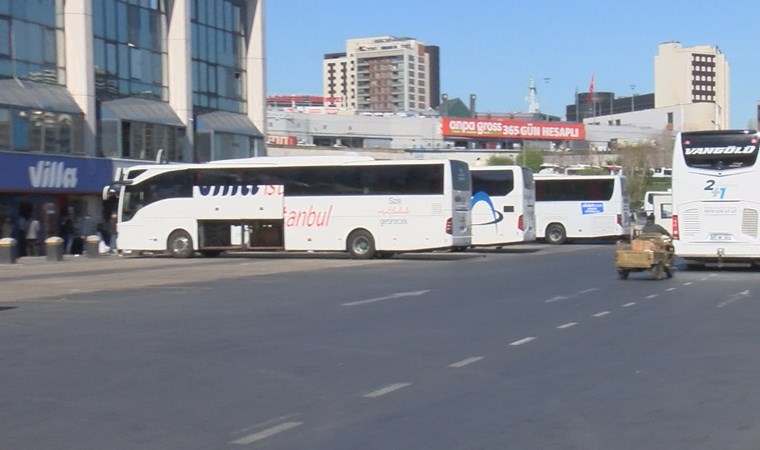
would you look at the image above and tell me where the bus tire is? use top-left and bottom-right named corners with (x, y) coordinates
top-left (168, 229), bottom-right (194, 258)
top-left (347, 229), bottom-right (376, 259)
top-left (545, 223), bottom-right (567, 245)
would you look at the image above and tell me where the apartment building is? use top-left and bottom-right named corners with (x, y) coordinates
top-left (323, 36), bottom-right (440, 112)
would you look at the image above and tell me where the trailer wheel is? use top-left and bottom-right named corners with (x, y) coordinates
top-left (347, 229), bottom-right (375, 259)
top-left (545, 223), bottom-right (567, 245)
top-left (168, 230), bottom-right (194, 258)
top-left (617, 269), bottom-right (629, 280)
top-left (652, 262), bottom-right (665, 280)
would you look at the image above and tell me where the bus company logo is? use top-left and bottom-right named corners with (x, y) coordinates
top-left (194, 185), bottom-right (260, 197)
top-left (471, 191), bottom-right (503, 227)
top-left (684, 145), bottom-right (757, 155)
top-left (28, 160), bottom-right (78, 188)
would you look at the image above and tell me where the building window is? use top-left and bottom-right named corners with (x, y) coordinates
top-left (0, 106), bottom-right (84, 154)
top-left (192, 0), bottom-right (246, 114)
top-left (120, 120), bottom-right (185, 161)
top-left (92, 0), bottom-right (167, 100)
top-left (0, 0), bottom-right (64, 83)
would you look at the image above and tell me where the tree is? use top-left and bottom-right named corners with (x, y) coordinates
top-left (515, 148), bottom-right (543, 172)
top-left (607, 144), bottom-right (652, 211)
top-left (486, 155), bottom-right (515, 166)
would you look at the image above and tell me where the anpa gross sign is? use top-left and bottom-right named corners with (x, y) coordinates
top-left (442, 118), bottom-right (585, 141)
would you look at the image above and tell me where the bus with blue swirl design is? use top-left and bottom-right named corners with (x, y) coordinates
top-left (105, 156), bottom-right (471, 259)
top-left (469, 166), bottom-right (536, 247)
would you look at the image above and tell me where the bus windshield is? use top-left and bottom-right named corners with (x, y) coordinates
top-left (681, 131), bottom-right (759, 170)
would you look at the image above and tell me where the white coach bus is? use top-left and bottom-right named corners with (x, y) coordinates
top-left (534, 174), bottom-right (631, 244)
top-left (469, 166), bottom-right (536, 247)
top-left (105, 156), bottom-right (472, 259)
top-left (671, 129), bottom-right (760, 265)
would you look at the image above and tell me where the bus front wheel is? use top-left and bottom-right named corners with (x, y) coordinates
top-left (168, 230), bottom-right (194, 258)
top-left (545, 223), bottom-right (567, 245)
top-left (347, 229), bottom-right (376, 259)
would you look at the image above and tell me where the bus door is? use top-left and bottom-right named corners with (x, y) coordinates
top-left (214, 185), bottom-right (284, 250)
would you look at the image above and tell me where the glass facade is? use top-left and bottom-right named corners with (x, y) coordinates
top-left (191, 0), bottom-right (246, 114)
top-left (0, 0), bottom-right (65, 84)
top-left (99, 118), bottom-right (185, 162)
top-left (0, 106), bottom-right (84, 154)
top-left (195, 130), bottom-right (262, 163)
top-left (92, 0), bottom-right (167, 100)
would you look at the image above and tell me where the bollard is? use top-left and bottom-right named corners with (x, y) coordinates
top-left (0, 238), bottom-right (17, 264)
top-left (85, 235), bottom-right (101, 258)
top-left (45, 236), bottom-right (65, 262)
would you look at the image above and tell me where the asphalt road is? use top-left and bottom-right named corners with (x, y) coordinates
top-left (1, 245), bottom-right (759, 449)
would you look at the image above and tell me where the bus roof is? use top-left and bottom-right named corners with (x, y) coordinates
top-left (534, 173), bottom-right (624, 180)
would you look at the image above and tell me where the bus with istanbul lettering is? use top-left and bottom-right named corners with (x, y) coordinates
top-left (103, 156), bottom-right (472, 259)
top-left (671, 129), bottom-right (760, 266)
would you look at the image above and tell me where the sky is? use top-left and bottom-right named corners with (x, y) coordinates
top-left (265, 0), bottom-right (759, 129)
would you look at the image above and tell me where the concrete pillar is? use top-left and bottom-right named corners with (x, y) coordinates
top-left (245, 0), bottom-right (266, 137)
top-left (64, 0), bottom-right (96, 156)
top-left (167, 0), bottom-right (194, 160)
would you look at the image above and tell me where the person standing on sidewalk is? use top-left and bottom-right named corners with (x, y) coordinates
top-left (26, 216), bottom-right (41, 257)
top-left (106, 212), bottom-right (118, 253)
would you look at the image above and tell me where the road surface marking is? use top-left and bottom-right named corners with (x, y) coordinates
top-left (623, 302), bottom-right (636, 307)
top-left (363, 383), bottom-right (411, 398)
top-left (579, 288), bottom-right (598, 294)
top-left (717, 290), bottom-right (751, 308)
top-left (341, 290), bottom-right (431, 306)
top-left (230, 422), bottom-right (303, 445)
top-left (592, 311), bottom-right (610, 318)
top-left (646, 294), bottom-right (658, 299)
top-left (684, 282), bottom-right (693, 286)
top-left (666, 287), bottom-right (677, 292)
top-left (510, 337), bottom-right (536, 346)
top-left (546, 295), bottom-right (569, 303)
top-left (557, 322), bottom-right (577, 329)
top-left (449, 357), bottom-right (484, 368)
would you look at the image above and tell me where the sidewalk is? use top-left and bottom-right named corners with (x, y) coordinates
top-left (0, 252), bottom-right (374, 303)
top-left (0, 253), bottom-right (186, 281)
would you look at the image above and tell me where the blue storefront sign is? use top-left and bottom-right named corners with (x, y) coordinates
top-left (0, 152), bottom-right (113, 193)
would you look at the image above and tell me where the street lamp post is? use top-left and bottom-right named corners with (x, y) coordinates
top-left (630, 84), bottom-right (636, 112)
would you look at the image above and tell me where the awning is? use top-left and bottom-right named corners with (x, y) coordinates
top-left (196, 111), bottom-right (263, 137)
top-left (0, 79), bottom-right (83, 115)
top-left (101, 97), bottom-right (184, 127)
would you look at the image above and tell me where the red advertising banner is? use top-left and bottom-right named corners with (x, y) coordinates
top-left (267, 135), bottom-right (297, 146)
top-left (442, 118), bottom-right (585, 141)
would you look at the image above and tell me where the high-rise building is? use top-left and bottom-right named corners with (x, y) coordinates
top-left (0, 0), bottom-right (266, 247)
top-left (323, 36), bottom-right (440, 112)
top-left (654, 41), bottom-right (729, 129)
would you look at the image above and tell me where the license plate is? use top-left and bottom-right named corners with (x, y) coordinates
top-left (709, 233), bottom-right (733, 241)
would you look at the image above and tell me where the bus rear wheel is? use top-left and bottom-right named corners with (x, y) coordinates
top-left (545, 223), bottom-right (567, 245)
top-left (347, 229), bottom-right (376, 259)
top-left (168, 230), bottom-right (194, 258)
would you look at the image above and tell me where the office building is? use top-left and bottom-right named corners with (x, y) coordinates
top-left (565, 42), bottom-right (729, 132)
top-left (0, 0), bottom-right (266, 248)
top-left (654, 41), bottom-right (729, 129)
